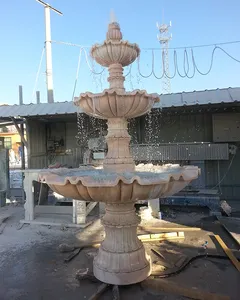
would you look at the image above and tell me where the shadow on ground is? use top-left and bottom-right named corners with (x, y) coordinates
top-left (0, 205), bottom-right (240, 300)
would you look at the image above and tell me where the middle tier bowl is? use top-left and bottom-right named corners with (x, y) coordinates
top-left (75, 89), bottom-right (160, 119)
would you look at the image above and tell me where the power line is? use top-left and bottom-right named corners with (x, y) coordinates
top-left (144, 40), bottom-right (240, 50)
top-left (52, 39), bottom-right (240, 50)
top-left (51, 39), bottom-right (240, 82)
top-left (52, 40), bottom-right (91, 48)
top-left (31, 46), bottom-right (45, 101)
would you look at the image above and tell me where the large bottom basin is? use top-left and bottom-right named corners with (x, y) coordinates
top-left (38, 164), bottom-right (199, 203)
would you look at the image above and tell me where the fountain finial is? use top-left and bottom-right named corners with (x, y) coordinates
top-left (106, 11), bottom-right (122, 41)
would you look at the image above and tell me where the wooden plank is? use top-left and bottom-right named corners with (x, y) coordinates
top-left (64, 248), bottom-right (82, 263)
top-left (141, 226), bottom-right (200, 232)
top-left (138, 232), bottom-right (184, 241)
top-left (112, 285), bottom-right (120, 300)
top-left (88, 283), bottom-right (110, 300)
top-left (0, 223), bottom-right (7, 234)
top-left (20, 219), bottom-right (92, 228)
top-left (35, 205), bottom-right (72, 215)
top-left (214, 235), bottom-right (240, 272)
top-left (142, 278), bottom-right (230, 300)
top-left (86, 202), bottom-right (98, 216)
top-left (0, 214), bottom-right (10, 225)
top-left (217, 216), bottom-right (240, 246)
top-left (141, 236), bottom-right (184, 243)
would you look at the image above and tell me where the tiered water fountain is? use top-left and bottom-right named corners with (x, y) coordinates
top-left (39, 20), bottom-right (199, 285)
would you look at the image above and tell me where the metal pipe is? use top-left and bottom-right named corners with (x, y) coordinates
top-left (36, 91), bottom-right (40, 104)
top-left (19, 85), bottom-right (23, 105)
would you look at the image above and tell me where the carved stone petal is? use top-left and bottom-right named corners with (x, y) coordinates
top-left (91, 41), bottom-right (140, 67)
top-left (75, 89), bottom-right (159, 119)
top-left (38, 165), bottom-right (199, 203)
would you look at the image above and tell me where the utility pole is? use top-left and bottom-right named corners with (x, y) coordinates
top-left (36, 0), bottom-right (63, 103)
top-left (157, 20), bottom-right (172, 94)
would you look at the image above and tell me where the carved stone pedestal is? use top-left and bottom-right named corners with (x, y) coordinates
top-left (93, 203), bottom-right (151, 285)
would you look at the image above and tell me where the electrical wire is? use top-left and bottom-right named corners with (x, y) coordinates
top-left (52, 38), bottom-right (240, 50)
top-left (31, 46), bottom-right (45, 101)
top-left (52, 39), bottom-right (240, 80)
top-left (81, 48), bottom-right (105, 75)
top-left (144, 40), bottom-right (240, 50)
top-left (51, 40), bottom-right (91, 48)
top-left (151, 253), bottom-right (240, 278)
top-left (71, 48), bottom-right (83, 101)
top-left (211, 151), bottom-right (237, 190)
top-left (138, 45), bottom-right (240, 80)
top-left (217, 160), bottom-right (223, 194)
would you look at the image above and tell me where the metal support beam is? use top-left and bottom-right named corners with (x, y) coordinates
top-left (11, 118), bottom-right (28, 148)
top-left (36, 0), bottom-right (63, 103)
top-left (20, 123), bottom-right (25, 170)
top-left (44, 5), bottom-right (54, 103)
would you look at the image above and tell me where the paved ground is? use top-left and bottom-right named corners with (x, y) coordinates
top-left (0, 204), bottom-right (240, 300)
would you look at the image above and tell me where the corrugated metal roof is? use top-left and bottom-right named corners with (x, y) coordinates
top-left (0, 101), bottom-right (78, 118)
top-left (154, 87), bottom-right (240, 108)
top-left (0, 87), bottom-right (239, 118)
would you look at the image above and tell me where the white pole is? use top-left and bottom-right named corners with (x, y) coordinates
top-left (44, 6), bottom-right (54, 103)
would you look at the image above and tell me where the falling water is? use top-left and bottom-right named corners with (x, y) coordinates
top-left (110, 10), bottom-right (117, 23)
top-left (146, 111), bottom-right (153, 162)
top-left (128, 118), bottom-right (138, 161)
top-left (76, 108), bottom-right (87, 146)
top-left (90, 116), bottom-right (96, 133)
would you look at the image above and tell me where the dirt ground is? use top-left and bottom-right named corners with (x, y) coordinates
top-left (0, 204), bottom-right (240, 300)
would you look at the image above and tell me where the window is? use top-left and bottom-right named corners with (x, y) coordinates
top-left (4, 137), bottom-right (12, 149)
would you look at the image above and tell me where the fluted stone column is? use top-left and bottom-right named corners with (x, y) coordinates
top-left (103, 118), bottom-right (135, 172)
top-left (93, 203), bottom-right (151, 285)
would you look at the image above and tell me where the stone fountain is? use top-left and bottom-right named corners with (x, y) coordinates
top-left (39, 20), bottom-right (199, 285)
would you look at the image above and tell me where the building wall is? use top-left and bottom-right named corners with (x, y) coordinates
top-left (27, 115), bottom-right (107, 169)
top-left (27, 110), bottom-right (240, 202)
top-left (136, 110), bottom-right (239, 202)
top-left (27, 119), bottom-right (47, 168)
top-left (140, 111), bottom-right (212, 144)
top-left (205, 152), bottom-right (240, 201)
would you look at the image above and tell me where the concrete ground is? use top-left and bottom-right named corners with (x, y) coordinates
top-left (0, 204), bottom-right (240, 300)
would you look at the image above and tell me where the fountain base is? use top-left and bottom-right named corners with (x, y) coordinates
top-left (93, 203), bottom-right (151, 285)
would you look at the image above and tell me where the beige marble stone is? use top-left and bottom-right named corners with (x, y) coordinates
top-left (39, 20), bottom-right (200, 285)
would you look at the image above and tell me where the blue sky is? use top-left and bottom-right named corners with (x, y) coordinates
top-left (1, 0), bottom-right (240, 104)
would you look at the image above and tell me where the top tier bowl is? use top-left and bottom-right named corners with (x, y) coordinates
top-left (91, 22), bottom-right (140, 67)
top-left (74, 22), bottom-right (160, 119)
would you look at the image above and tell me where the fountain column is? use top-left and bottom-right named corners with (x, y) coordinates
top-left (92, 21), bottom-right (152, 284)
top-left (93, 203), bottom-right (151, 285)
top-left (103, 118), bottom-right (135, 172)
